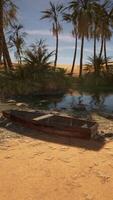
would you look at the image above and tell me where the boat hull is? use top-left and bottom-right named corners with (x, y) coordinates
top-left (2, 110), bottom-right (98, 140)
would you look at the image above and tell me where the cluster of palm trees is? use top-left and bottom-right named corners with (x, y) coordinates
top-left (0, 0), bottom-right (17, 71)
top-left (41, 0), bottom-right (113, 77)
top-left (8, 24), bottom-right (27, 65)
top-left (1, 0), bottom-right (113, 78)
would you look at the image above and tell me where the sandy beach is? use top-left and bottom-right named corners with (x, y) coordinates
top-left (0, 112), bottom-right (113, 200)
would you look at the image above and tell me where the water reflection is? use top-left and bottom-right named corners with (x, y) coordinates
top-left (49, 92), bottom-right (113, 113)
top-left (0, 92), bottom-right (113, 113)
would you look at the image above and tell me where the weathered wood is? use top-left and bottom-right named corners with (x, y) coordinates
top-left (33, 114), bottom-right (54, 121)
top-left (2, 110), bottom-right (98, 139)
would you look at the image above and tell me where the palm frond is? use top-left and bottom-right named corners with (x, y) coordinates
top-left (24, 40), bottom-right (54, 68)
top-left (3, 0), bottom-right (18, 28)
top-left (41, 1), bottom-right (64, 35)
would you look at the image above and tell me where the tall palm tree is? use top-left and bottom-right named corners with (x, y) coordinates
top-left (88, 1), bottom-right (112, 73)
top-left (0, 0), bottom-right (17, 70)
top-left (71, 28), bottom-right (77, 75)
top-left (63, 12), bottom-right (78, 75)
top-left (69, 0), bottom-right (99, 77)
top-left (8, 24), bottom-right (26, 64)
top-left (41, 1), bottom-right (63, 68)
top-left (97, 1), bottom-right (113, 70)
top-left (0, 0), bottom-right (3, 64)
top-left (90, 2), bottom-right (102, 71)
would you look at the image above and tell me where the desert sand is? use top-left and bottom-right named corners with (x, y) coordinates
top-left (57, 64), bottom-right (80, 75)
top-left (0, 114), bottom-right (113, 200)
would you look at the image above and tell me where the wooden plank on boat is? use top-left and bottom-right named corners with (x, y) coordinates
top-left (33, 113), bottom-right (54, 121)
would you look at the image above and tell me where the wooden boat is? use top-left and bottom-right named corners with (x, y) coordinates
top-left (98, 111), bottom-right (113, 120)
top-left (2, 110), bottom-right (98, 139)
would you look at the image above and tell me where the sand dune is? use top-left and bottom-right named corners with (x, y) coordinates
top-left (57, 64), bottom-right (80, 74)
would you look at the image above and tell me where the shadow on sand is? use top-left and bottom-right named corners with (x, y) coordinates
top-left (0, 116), bottom-right (106, 151)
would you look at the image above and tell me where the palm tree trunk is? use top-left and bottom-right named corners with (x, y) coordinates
top-left (94, 30), bottom-right (96, 73)
top-left (104, 38), bottom-right (108, 72)
top-left (54, 31), bottom-right (58, 68)
top-left (79, 35), bottom-right (84, 78)
top-left (99, 36), bottom-right (104, 58)
top-left (70, 34), bottom-right (77, 75)
top-left (17, 48), bottom-right (22, 65)
top-left (3, 51), bottom-right (8, 72)
top-left (19, 50), bottom-right (22, 65)
top-left (0, 0), bottom-right (3, 64)
top-left (3, 32), bottom-right (13, 69)
top-left (19, 55), bottom-right (22, 65)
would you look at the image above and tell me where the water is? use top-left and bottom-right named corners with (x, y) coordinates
top-left (0, 92), bottom-right (113, 113)
top-left (48, 93), bottom-right (113, 113)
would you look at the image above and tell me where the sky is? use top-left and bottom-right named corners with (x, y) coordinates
top-left (12, 0), bottom-right (113, 65)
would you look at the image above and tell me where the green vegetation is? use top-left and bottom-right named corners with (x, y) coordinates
top-left (75, 72), bottom-right (113, 93)
top-left (0, 66), bottom-right (76, 98)
top-left (0, 38), bottom-right (76, 98)
top-left (24, 39), bottom-right (54, 69)
top-left (1, 0), bottom-right (113, 97)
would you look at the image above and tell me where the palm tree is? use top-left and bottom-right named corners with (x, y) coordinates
top-left (41, 1), bottom-right (63, 68)
top-left (69, 0), bottom-right (99, 77)
top-left (24, 39), bottom-right (54, 70)
top-left (63, 12), bottom-right (78, 75)
top-left (0, 0), bottom-right (17, 70)
top-left (87, 55), bottom-right (105, 76)
top-left (87, 1), bottom-right (112, 73)
top-left (0, 0), bottom-right (3, 64)
top-left (90, 2), bottom-right (102, 71)
top-left (97, 1), bottom-right (113, 70)
top-left (8, 24), bottom-right (26, 64)
top-left (71, 28), bottom-right (77, 75)
top-left (102, 1), bottom-right (113, 71)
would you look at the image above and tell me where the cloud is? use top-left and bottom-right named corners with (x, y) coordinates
top-left (106, 47), bottom-right (113, 52)
top-left (48, 45), bottom-right (75, 51)
top-left (25, 29), bottom-right (76, 43)
top-left (83, 48), bottom-right (93, 53)
top-left (59, 34), bottom-right (74, 42)
top-left (58, 46), bottom-right (94, 53)
top-left (25, 29), bottom-right (51, 36)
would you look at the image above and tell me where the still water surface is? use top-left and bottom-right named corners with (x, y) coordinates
top-left (0, 92), bottom-right (113, 113)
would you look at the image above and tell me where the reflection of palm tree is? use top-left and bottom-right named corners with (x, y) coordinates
top-left (90, 93), bottom-right (105, 109)
top-left (78, 96), bottom-right (83, 105)
top-left (41, 2), bottom-right (63, 68)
